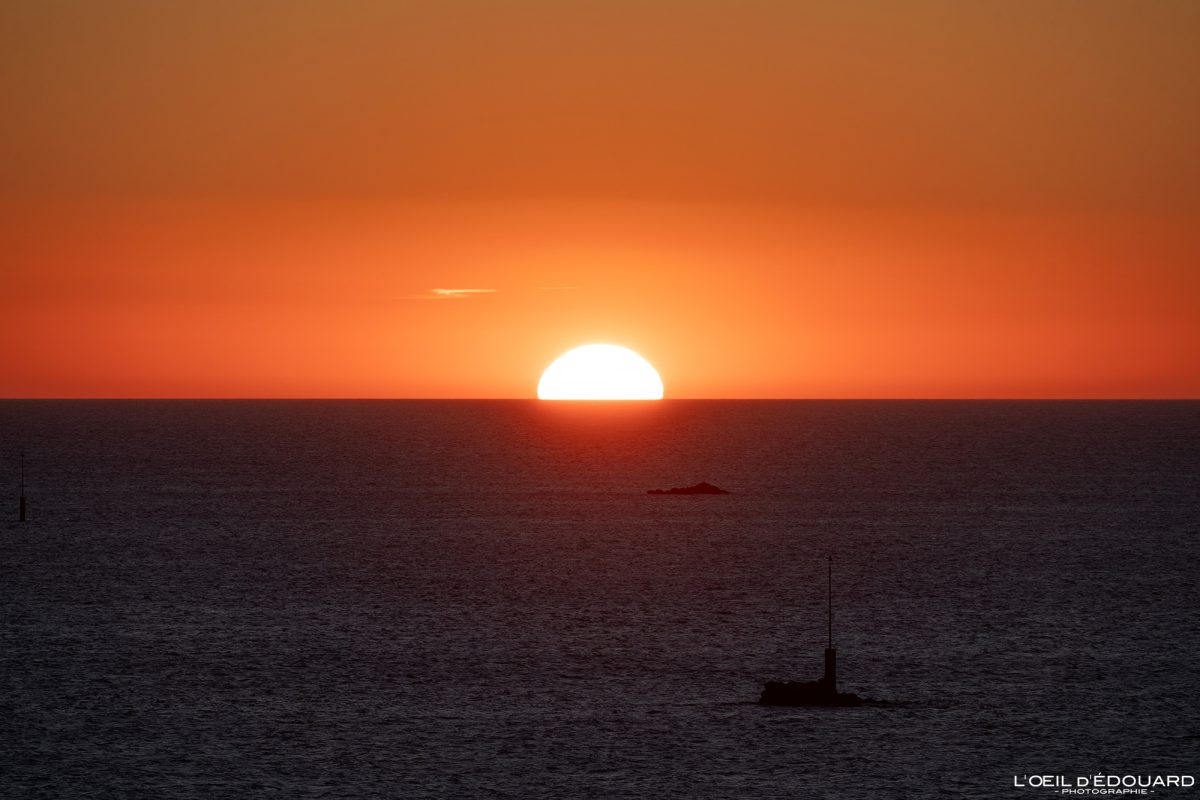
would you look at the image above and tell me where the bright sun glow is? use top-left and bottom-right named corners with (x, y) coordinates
top-left (537, 344), bottom-right (664, 400)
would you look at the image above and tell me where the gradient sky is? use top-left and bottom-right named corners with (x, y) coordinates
top-left (2, 0), bottom-right (1197, 398)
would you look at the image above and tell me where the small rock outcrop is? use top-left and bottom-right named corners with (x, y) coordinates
top-left (646, 482), bottom-right (730, 495)
top-left (758, 677), bottom-right (865, 707)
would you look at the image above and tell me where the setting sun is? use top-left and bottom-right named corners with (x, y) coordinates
top-left (537, 344), bottom-right (664, 400)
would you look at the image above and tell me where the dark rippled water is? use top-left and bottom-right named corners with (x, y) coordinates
top-left (1, 401), bottom-right (1197, 798)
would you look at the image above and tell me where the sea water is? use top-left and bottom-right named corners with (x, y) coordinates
top-left (1, 401), bottom-right (1197, 798)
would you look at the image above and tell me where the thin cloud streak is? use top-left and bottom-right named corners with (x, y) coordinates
top-left (403, 288), bottom-right (499, 300)
top-left (432, 288), bottom-right (498, 297)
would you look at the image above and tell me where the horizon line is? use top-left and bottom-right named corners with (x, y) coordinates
top-left (0, 397), bottom-right (1196, 402)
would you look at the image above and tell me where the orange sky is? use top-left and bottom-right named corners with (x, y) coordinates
top-left (2, 1), bottom-right (1197, 398)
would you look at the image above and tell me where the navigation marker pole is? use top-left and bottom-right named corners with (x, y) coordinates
top-left (19, 451), bottom-right (27, 522)
top-left (824, 553), bottom-right (837, 691)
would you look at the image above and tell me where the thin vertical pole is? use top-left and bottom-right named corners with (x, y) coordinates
top-left (19, 451), bottom-right (26, 522)
top-left (827, 553), bottom-right (832, 649)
